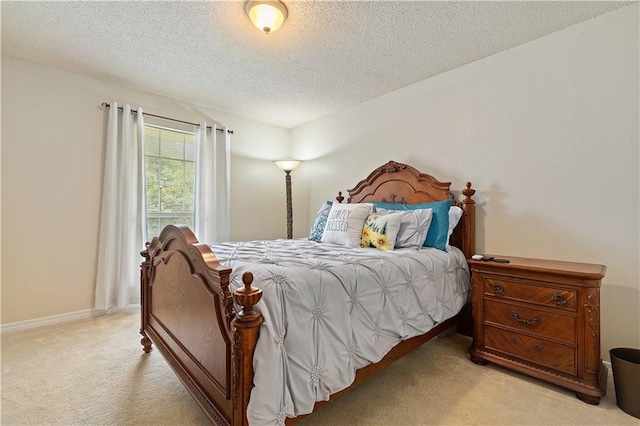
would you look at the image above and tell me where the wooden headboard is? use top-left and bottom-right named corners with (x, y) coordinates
top-left (344, 160), bottom-right (476, 259)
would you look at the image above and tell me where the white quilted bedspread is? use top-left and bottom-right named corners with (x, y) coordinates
top-left (212, 239), bottom-right (470, 426)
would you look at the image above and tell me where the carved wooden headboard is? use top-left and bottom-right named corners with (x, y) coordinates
top-left (345, 160), bottom-right (476, 259)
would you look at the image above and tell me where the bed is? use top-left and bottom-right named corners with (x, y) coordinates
top-left (140, 160), bottom-right (477, 425)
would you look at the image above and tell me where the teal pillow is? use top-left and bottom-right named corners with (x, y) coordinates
top-left (372, 199), bottom-right (453, 250)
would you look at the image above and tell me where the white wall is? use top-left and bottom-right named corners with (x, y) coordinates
top-left (291, 5), bottom-right (640, 357)
top-left (1, 56), bottom-right (292, 324)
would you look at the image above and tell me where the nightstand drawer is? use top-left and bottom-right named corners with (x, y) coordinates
top-left (484, 299), bottom-right (576, 344)
top-left (485, 326), bottom-right (576, 375)
top-left (484, 277), bottom-right (576, 311)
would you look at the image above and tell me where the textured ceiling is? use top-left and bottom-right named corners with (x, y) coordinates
top-left (1, 1), bottom-right (631, 129)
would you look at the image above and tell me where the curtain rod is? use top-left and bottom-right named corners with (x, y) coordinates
top-left (101, 103), bottom-right (234, 134)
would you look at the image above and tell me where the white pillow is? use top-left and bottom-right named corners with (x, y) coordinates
top-left (374, 208), bottom-right (433, 249)
top-left (446, 206), bottom-right (464, 250)
top-left (321, 203), bottom-right (373, 247)
top-left (360, 211), bottom-right (405, 251)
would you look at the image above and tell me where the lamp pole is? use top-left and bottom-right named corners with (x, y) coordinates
top-left (274, 160), bottom-right (301, 240)
top-left (284, 170), bottom-right (293, 239)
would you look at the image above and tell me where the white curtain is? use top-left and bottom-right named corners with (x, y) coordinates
top-left (95, 103), bottom-right (147, 311)
top-left (194, 123), bottom-right (230, 243)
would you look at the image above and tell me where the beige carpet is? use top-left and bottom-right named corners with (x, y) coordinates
top-left (1, 311), bottom-right (636, 425)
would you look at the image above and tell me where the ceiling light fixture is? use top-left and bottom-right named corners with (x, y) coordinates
top-left (245, 0), bottom-right (288, 34)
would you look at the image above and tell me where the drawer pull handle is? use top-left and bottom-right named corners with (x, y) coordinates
top-left (535, 344), bottom-right (542, 351)
top-left (492, 283), bottom-right (504, 296)
top-left (551, 292), bottom-right (567, 306)
top-left (511, 311), bottom-right (541, 325)
top-left (510, 337), bottom-right (518, 344)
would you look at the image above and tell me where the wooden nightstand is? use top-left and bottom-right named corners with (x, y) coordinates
top-left (468, 255), bottom-right (607, 404)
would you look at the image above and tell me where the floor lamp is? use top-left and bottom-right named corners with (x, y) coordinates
top-left (274, 160), bottom-right (301, 239)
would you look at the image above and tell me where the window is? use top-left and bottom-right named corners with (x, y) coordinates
top-left (144, 124), bottom-right (196, 238)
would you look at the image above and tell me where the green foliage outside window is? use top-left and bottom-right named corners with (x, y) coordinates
top-left (144, 125), bottom-right (196, 238)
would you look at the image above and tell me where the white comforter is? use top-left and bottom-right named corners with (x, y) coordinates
top-left (212, 239), bottom-right (470, 426)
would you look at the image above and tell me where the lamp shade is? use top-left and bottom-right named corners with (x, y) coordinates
top-left (245, 1), bottom-right (288, 34)
top-left (274, 160), bottom-right (301, 172)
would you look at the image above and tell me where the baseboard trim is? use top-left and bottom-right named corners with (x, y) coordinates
top-left (1, 305), bottom-right (139, 334)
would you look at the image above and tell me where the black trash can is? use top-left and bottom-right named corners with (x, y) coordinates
top-left (610, 348), bottom-right (640, 419)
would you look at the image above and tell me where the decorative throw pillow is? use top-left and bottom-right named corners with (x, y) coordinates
top-left (361, 212), bottom-right (404, 251)
top-left (372, 199), bottom-right (453, 251)
top-left (446, 206), bottom-right (464, 251)
top-left (321, 203), bottom-right (373, 247)
top-left (374, 208), bottom-right (433, 249)
top-left (308, 201), bottom-right (333, 242)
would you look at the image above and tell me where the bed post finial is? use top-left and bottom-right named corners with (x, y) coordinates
top-left (463, 182), bottom-right (475, 201)
top-left (232, 272), bottom-right (263, 426)
top-left (234, 273), bottom-right (262, 314)
top-left (336, 191), bottom-right (344, 203)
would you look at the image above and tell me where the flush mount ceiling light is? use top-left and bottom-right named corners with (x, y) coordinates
top-left (245, 0), bottom-right (288, 34)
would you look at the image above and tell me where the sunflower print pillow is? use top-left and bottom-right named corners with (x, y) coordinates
top-left (360, 212), bottom-right (404, 251)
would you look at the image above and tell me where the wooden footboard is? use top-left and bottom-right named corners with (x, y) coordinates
top-left (140, 225), bottom-right (261, 426)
